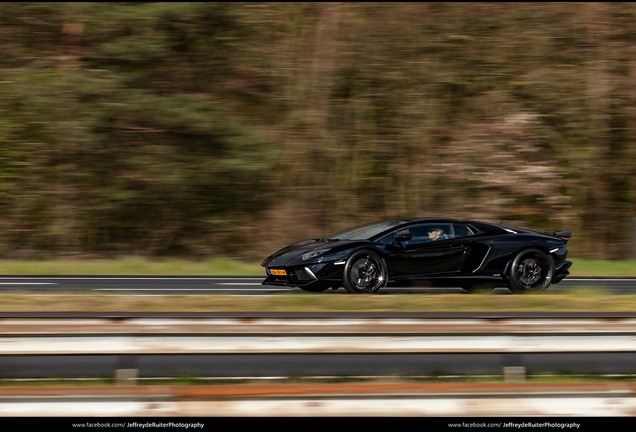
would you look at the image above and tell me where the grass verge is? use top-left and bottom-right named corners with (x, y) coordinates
top-left (569, 258), bottom-right (636, 277)
top-left (0, 256), bottom-right (265, 276)
top-left (0, 287), bottom-right (634, 312)
top-left (1, 373), bottom-right (635, 387)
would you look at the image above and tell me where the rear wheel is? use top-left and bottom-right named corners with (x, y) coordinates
top-left (343, 250), bottom-right (388, 293)
top-left (508, 248), bottom-right (554, 293)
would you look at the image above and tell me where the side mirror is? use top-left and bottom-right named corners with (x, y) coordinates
top-left (394, 233), bottom-right (412, 244)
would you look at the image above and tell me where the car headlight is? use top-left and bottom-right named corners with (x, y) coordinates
top-left (302, 249), bottom-right (330, 260)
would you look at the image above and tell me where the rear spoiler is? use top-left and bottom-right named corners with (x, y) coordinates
top-left (544, 230), bottom-right (571, 239)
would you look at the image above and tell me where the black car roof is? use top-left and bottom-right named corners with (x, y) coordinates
top-left (371, 218), bottom-right (557, 240)
top-left (405, 217), bottom-right (458, 223)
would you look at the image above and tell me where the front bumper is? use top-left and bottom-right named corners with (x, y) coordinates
top-left (262, 261), bottom-right (343, 287)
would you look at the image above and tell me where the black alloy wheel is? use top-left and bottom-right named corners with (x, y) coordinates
top-left (508, 248), bottom-right (554, 293)
top-left (343, 250), bottom-right (388, 293)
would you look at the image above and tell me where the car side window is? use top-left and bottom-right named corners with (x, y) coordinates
top-left (377, 223), bottom-right (469, 246)
top-left (376, 231), bottom-right (396, 245)
top-left (406, 225), bottom-right (433, 245)
top-left (376, 228), bottom-right (414, 246)
top-left (393, 224), bottom-right (455, 245)
top-left (452, 223), bottom-right (475, 238)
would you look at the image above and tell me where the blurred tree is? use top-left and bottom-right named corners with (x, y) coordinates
top-left (0, 3), bottom-right (273, 257)
top-left (0, 2), bottom-right (635, 259)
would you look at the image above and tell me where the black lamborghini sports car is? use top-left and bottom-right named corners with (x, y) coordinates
top-left (261, 218), bottom-right (572, 294)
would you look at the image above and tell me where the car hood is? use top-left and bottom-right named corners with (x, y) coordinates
top-left (262, 239), bottom-right (358, 267)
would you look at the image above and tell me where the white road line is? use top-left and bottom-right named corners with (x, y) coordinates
top-left (92, 288), bottom-right (295, 291)
top-left (0, 282), bottom-right (58, 285)
top-left (565, 279), bottom-right (634, 282)
top-left (218, 283), bottom-right (265, 285)
top-left (0, 277), bottom-right (263, 280)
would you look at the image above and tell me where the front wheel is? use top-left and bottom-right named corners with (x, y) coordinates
top-left (342, 250), bottom-right (388, 293)
top-left (508, 248), bottom-right (554, 293)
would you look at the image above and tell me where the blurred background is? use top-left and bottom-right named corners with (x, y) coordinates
top-left (0, 2), bottom-right (635, 262)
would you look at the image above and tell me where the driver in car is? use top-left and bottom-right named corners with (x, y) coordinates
top-left (428, 227), bottom-right (448, 241)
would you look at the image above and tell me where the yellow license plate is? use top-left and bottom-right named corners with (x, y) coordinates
top-left (270, 269), bottom-right (287, 276)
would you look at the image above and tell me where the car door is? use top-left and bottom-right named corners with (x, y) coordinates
top-left (384, 223), bottom-right (469, 279)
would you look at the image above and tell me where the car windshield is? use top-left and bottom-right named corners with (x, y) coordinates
top-left (322, 220), bottom-right (406, 241)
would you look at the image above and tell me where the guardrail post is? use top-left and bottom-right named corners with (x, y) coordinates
top-left (115, 355), bottom-right (138, 386)
top-left (502, 353), bottom-right (525, 383)
top-left (115, 368), bottom-right (138, 386)
top-left (503, 366), bottom-right (526, 383)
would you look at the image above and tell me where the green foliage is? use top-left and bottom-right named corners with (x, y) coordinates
top-left (0, 3), bottom-right (274, 256)
top-left (0, 3), bottom-right (635, 259)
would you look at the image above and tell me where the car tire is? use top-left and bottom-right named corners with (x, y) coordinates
top-left (508, 248), bottom-right (555, 294)
top-left (342, 250), bottom-right (388, 293)
top-left (299, 285), bottom-right (330, 293)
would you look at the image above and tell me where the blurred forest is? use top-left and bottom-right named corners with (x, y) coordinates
top-left (0, 2), bottom-right (635, 260)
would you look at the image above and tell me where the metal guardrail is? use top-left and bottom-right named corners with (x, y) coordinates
top-left (2, 316), bottom-right (636, 383)
top-left (2, 317), bottom-right (636, 354)
top-left (3, 315), bottom-right (636, 416)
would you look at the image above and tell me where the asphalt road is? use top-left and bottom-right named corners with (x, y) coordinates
top-left (0, 276), bottom-right (633, 294)
top-left (3, 353), bottom-right (636, 379)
